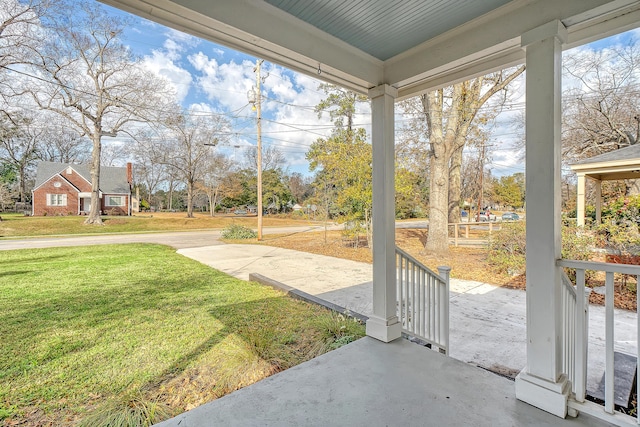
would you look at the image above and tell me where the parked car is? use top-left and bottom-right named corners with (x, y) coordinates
top-left (501, 212), bottom-right (520, 221)
top-left (234, 209), bottom-right (247, 215)
top-left (460, 210), bottom-right (469, 222)
top-left (478, 211), bottom-right (497, 222)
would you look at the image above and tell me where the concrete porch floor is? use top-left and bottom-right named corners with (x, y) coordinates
top-left (155, 337), bottom-right (612, 427)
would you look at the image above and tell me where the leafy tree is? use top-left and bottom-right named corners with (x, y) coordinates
top-left (396, 167), bottom-right (427, 218)
top-left (492, 174), bottom-right (524, 209)
top-left (309, 84), bottom-right (373, 243)
top-left (262, 168), bottom-right (293, 212)
top-left (308, 127), bottom-right (372, 243)
top-left (0, 162), bottom-right (17, 209)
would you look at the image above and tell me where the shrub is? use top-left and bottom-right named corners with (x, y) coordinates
top-left (595, 221), bottom-right (640, 255)
top-left (221, 224), bottom-right (257, 239)
top-left (488, 222), bottom-right (596, 279)
top-left (602, 194), bottom-right (640, 225)
top-left (488, 222), bottom-right (526, 275)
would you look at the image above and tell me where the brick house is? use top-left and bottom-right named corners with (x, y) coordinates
top-left (32, 162), bottom-right (133, 216)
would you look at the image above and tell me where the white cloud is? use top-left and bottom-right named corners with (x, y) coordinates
top-left (143, 50), bottom-right (192, 102)
top-left (188, 52), bottom-right (255, 112)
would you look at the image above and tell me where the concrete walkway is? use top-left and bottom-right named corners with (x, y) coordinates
top-left (178, 244), bottom-right (638, 392)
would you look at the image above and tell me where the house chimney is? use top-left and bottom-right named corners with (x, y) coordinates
top-left (126, 162), bottom-right (133, 185)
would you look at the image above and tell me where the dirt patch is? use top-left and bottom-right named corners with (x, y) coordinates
top-left (254, 227), bottom-right (637, 311)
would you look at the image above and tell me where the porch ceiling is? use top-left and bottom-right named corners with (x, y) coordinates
top-left (101, 0), bottom-right (640, 98)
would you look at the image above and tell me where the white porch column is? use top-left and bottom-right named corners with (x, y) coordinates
top-left (515, 20), bottom-right (570, 418)
top-left (366, 84), bottom-right (402, 343)
top-left (594, 179), bottom-right (602, 224)
top-left (576, 173), bottom-right (586, 226)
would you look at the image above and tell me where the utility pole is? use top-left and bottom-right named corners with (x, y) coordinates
top-left (254, 59), bottom-right (264, 240)
top-left (476, 142), bottom-right (485, 222)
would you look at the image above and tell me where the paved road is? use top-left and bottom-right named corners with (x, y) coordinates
top-left (0, 225), bottom-right (333, 251)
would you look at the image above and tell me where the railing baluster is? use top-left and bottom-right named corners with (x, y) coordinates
top-left (557, 259), bottom-right (640, 423)
top-left (411, 263), bottom-right (416, 333)
top-left (605, 271), bottom-right (615, 414)
top-left (395, 247), bottom-right (450, 353)
top-left (575, 268), bottom-right (586, 402)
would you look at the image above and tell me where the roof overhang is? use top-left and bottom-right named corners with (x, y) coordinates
top-left (100, 0), bottom-right (640, 98)
top-left (570, 160), bottom-right (640, 181)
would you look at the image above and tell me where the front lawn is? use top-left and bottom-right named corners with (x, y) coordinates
top-left (0, 244), bottom-right (364, 426)
top-left (0, 212), bottom-right (317, 238)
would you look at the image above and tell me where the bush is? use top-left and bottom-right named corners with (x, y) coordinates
top-left (221, 224), bottom-right (257, 239)
top-left (602, 194), bottom-right (640, 225)
top-left (488, 222), bottom-right (526, 275)
top-left (488, 222), bottom-right (596, 279)
top-left (595, 221), bottom-right (640, 255)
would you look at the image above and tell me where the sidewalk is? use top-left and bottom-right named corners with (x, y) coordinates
top-left (178, 244), bottom-right (637, 391)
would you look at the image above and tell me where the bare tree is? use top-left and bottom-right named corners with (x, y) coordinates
top-left (129, 135), bottom-right (167, 209)
top-left (0, 112), bottom-right (41, 201)
top-left (244, 144), bottom-right (286, 172)
top-left (201, 150), bottom-right (234, 216)
top-left (563, 42), bottom-right (640, 162)
top-left (399, 66), bottom-right (524, 252)
top-left (17, 3), bottom-right (173, 224)
top-left (155, 110), bottom-right (230, 218)
top-left (36, 118), bottom-right (89, 163)
top-left (0, 0), bottom-right (56, 92)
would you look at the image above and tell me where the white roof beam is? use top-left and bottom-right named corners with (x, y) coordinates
top-left (386, 0), bottom-right (640, 98)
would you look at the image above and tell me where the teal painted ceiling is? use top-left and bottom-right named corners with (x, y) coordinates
top-left (264, 0), bottom-right (513, 60)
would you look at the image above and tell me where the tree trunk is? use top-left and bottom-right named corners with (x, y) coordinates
top-left (448, 144), bottom-right (464, 224)
top-left (85, 133), bottom-right (103, 225)
top-left (426, 151), bottom-right (450, 252)
top-left (168, 181), bottom-right (174, 211)
top-left (186, 180), bottom-right (194, 218)
top-left (18, 163), bottom-right (26, 203)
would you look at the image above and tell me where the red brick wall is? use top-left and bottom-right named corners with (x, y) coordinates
top-left (60, 167), bottom-right (92, 192)
top-left (33, 176), bottom-right (79, 216)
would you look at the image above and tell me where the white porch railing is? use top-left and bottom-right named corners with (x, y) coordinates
top-left (396, 247), bottom-right (450, 354)
top-left (557, 259), bottom-right (640, 426)
top-left (560, 270), bottom-right (590, 401)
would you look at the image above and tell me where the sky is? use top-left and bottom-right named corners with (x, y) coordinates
top-left (103, 3), bottom-right (639, 179)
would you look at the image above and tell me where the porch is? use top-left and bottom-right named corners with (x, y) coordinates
top-left (156, 337), bottom-right (611, 427)
top-left (98, 0), bottom-right (640, 423)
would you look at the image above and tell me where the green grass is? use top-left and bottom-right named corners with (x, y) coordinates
top-left (0, 244), bottom-right (364, 426)
top-left (0, 212), bottom-right (317, 238)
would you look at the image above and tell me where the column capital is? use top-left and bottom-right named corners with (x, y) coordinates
top-left (521, 20), bottom-right (568, 47)
top-left (368, 84), bottom-right (398, 99)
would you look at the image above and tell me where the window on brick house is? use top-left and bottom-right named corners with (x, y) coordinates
top-left (47, 194), bottom-right (67, 206)
top-left (106, 196), bottom-right (124, 206)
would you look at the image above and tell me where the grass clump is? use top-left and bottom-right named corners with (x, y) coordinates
top-left (221, 224), bottom-right (257, 239)
top-left (78, 392), bottom-right (174, 427)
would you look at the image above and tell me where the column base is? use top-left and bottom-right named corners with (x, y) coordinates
top-left (515, 371), bottom-right (570, 418)
top-left (366, 315), bottom-right (402, 343)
